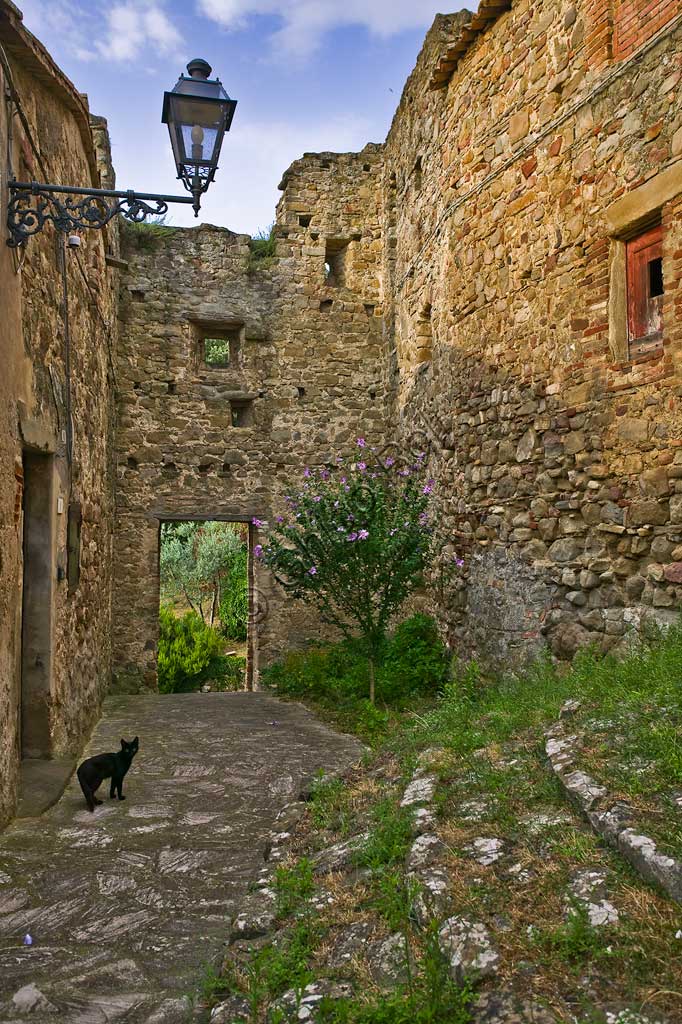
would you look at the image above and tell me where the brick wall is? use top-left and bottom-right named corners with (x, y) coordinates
top-left (614, 0), bottom-right (682, 58)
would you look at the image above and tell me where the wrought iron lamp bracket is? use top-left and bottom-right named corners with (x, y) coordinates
top-left (7, 181), bottom-right (196, 248)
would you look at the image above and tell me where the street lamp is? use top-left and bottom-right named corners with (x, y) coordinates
top-left (6, 59), bottom-right (237, 248)
top-left (162, 58), bottom-right (237, 216)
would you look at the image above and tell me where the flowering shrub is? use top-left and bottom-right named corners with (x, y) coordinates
top-left (258, 441), bottom-right (453, 702)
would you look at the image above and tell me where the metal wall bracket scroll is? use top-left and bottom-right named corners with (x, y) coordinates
top-left (7, 181), bottom-right (196, 248)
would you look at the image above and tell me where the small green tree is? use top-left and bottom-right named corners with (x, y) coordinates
top-left (160, 521), bottom-right (247, 627)
top-left (259, 442), bottom-right (444, 703)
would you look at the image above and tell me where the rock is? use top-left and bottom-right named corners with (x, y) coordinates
top-left (569, 868), bottom-right (619, 927)
top-left (312, 833), bottom-right (368, 874)
top-left (400, 774), bottom-right (437, 807)
top-left (627, 500), bottom-right (669, 527)
top-left (210, 997), bottom-right (251, 1023)
top-left (561, 770), bottom-right (607, 811)
top-left (559, 698), bottom-right (582, 719)
top-left (367, 931), bottom-right (411, 988)
top-left (548, 538), bottom-right (582, 563)
top-left (269, 980), bottom-right (354, 1022)
top-left (663, 562), bottom-right (682, 584)
top-left (406, 833), bottom-right (444, 872)
top-left (468, 837), bottom-right (505, 865)
top-left (438, 916), bottom-right (500, 983)
top-left (550, 622), bottom-right (594, 659)
top-left (516, 427), bottom-right (537, 462)
top-left (11, 984), bottom-right (58, 1015)
top-left (459, 798), bottom-right (491, 821)
top-left (617, 830), bottom-right (682, 903)
top-left (229, 890), bottom-right (276, 941)
top-left (410, 867), bottom-right (451, 925)
top-left (412, 805), bottom-right (437, 834)
top-left (326, 921), bottom-right (375, 971)
top-left (472, 990), bottom-right (559, 1023)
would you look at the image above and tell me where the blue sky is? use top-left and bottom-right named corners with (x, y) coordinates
top-left (19, 1), bottom-right (466, 234)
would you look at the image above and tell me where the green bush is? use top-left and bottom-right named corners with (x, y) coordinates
top-left (219, 546), bottom-right (248, 641)
top-left (261, 615), bottom-right (448, 708)
top-left (157, 605), bottom-right (222, 693)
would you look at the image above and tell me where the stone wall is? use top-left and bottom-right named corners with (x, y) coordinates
top-left (113, 0), bottom-right (682, 682)
top-left (380, 0), bottom-right (682, 663)
top-left (112, 145), bottom-right (388, 688)
top-left (0, 1), bottom-right (117, 826)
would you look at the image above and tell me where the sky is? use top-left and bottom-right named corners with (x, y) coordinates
top-left (18, 1), bottom-right (467, 235)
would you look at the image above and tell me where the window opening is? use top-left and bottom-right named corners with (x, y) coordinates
top-left (231, 400), bottom-right (254, 428)
top-left (199, 325), bottom-right (242, 369)
top-left (626, 223), bottom-right (663, 356)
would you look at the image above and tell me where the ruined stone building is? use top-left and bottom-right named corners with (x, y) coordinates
top-left (2, 0), bottom-right (682, 825)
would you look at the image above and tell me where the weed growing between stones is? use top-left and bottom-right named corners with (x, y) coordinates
top-left (273, 858), bottom-right (315, 919)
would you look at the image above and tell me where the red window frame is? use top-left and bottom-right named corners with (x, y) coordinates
top-left (626, 224), bottom-right (663, 357)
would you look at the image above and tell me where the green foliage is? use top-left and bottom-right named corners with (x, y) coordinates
top-left (218, 920), bottom-right (320, 1013)
top-left (533, 901), bottom-right (607, 965)
top-left (196, 653), bottom-right (246, 692)
top-left (309, 774), bottom-right (352, 834)
top-left (160, 520), bottom-right (247, 630)
top-left (261, 615), bottom-right (448, 711)
top-left (203, 337), bottom-right (230, 366)
top-left (355, 799), bottom-right (414, 871)
top-left (380, 615), bottom-right (449, 700)
top-left (248, 224), bottom-right (277, 270)
top-left (316, 966), bottom-right (472, 1024)
top-left (219, 544), bottom-right (248, 640)
top-left (123, 216), bottom-right (177, 251)
top-left (157, 605), bottom-right (222, 693)
top-left (273, 858), bottom-right (315, 918)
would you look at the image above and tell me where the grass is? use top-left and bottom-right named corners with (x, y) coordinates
top-left (219, 621), bottom-right (682, 1022)
top-left (273, 858), bottom-right (315, 919)
top-left (123, 216), bottom-right (177, 251)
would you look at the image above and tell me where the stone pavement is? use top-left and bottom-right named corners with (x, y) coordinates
top-left (0, 693), bottom-right (364, 1023)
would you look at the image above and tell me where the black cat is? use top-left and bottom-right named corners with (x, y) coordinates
top-left (77, 737), bottom-right (139, 812)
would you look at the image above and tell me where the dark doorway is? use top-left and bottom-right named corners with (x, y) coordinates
top-left (20, 450), bottom-right (55, 758)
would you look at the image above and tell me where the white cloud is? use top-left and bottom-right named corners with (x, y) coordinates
top-left (197, 0), bottom-right (462, 57)
top-left (95, 3), bottom-right (182, 62)
top-left (20, 0), bottom-right (182, 64)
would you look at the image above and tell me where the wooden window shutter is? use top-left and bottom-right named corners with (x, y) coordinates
top-left (626, 224), bottom-right (663, 357)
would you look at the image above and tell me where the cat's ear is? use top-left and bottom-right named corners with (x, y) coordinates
top-left (133, 736), bottom-right (139, 747)
top-left (120, 738), bottom-right (126, 748)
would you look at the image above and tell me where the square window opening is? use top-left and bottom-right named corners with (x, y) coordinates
top-left (231, 401), bottom-right (254, 428)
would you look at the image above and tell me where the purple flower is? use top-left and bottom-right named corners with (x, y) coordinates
top-left (313, 495), bottom-right (322, 502)
top-left (340, 476), bottom-right (347, 485)
top-left (417, 452), bottom-right (426, 462)
top-left (385, 457), bottom-right (395, 467)
top-left (357, 462), bottom-right (367, 472)
top-left (276, 515), bottom-right (284, 523)
top-left (252, 517), bottom-right (264, 527)
top-left (358, 529), bottom-right (369, 540)
top-left (303, 467), bottom-right (311, 478)
top-left (308, 566), bottom-right (317, 575)
top-left (254, 544), bottom-right (264, 558)
top-left (399, 469), bottom-right (410, 477)
top-left (357, 437), bottom-right (366, 448)
top-left (423, 484), bottom-right (432, 495)
top-left (452, 554), bottom-right (465, 567)
top-left (347, 532), bottom-right (359, 542)
top-left (320, 468), bottom-right (330, 480)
